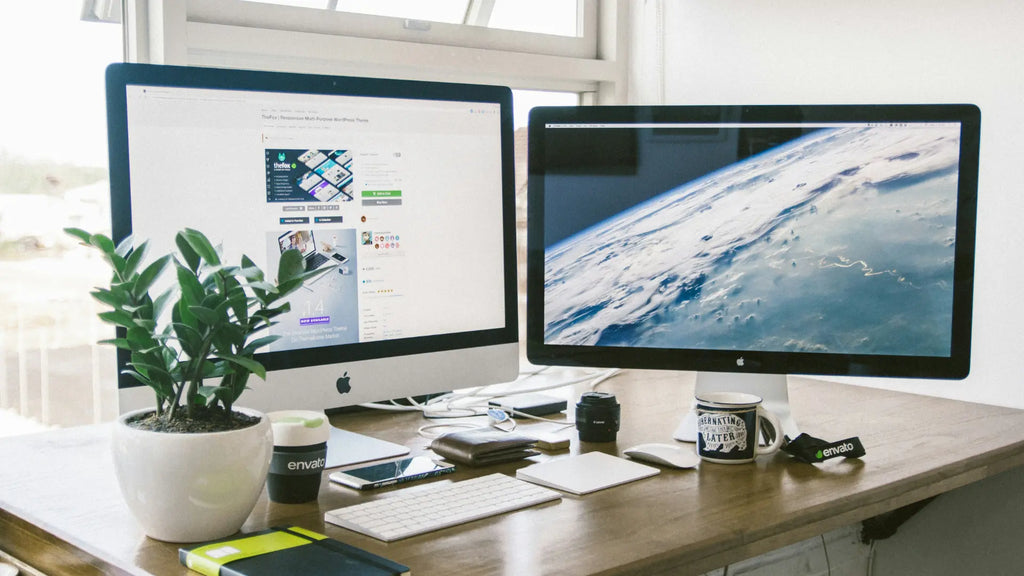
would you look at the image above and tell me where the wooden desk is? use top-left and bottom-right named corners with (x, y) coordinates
top-left (4, 371), bottom-right (1024, 576)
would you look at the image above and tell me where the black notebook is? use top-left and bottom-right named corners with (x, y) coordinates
top-left (179, 526), bottom-right (410, 576)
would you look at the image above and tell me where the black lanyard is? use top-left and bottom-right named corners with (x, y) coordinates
top-left (782, 433), bottom-right (866, 464)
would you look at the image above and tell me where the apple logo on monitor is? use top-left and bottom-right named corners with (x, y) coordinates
top-left (336, 372), bottom-right (351, 395)
top-left (736, 357), bottom-right (745, 367)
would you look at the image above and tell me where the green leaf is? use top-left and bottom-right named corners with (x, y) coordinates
top-left (196, 385), bottom-right (223, 401)
top-left (210, 333), bottom-right (234, 356)
top-left (98, 310), bottom-right (136, 328)
top-left (125, 326), bottom-right (157, 348)
top-left (242, 335), bottom-right (280, 355)
top-left (119, 368), bottom-right (153, 388)
top-left (107, 252), bottom-right (128, 277)
top-left (198, 359), bottom-right (220, 379)
top-left (240, 254), bottom-right (261, 274)
top-left (180, 228), bottom-right (221, 267)
top-left (128, 361), bottom-right (177, 398)
top-left (258, 302), bottom-right (291, 320)
top-left (222, 371), bottom-right (251, 402)
top-left (135, 318), bottom-right (159, 333)
top-left (89, 233), bottom-right (116, 255)
top-left (216, 353), bottom-right (267, 380)
top-left (237, 265), bottom-right (264, 282)
top-left (114, 234), bottom-right (135, 259)
top-left (130, 360), bottom-right (173, 380)
top-left (198, 288), bottom-right (224, 307)
top-left (277, 248), bottom-right (306, 285)
top-left (98, 337), bottom-right (132, 350)
top-left (273, 268), bottom-right (327, 301)
top-left (171, 314), bottom-right (203, 357)
top-left (121, 241), bottom-right (147, 280)
top-left (120, 303), bottom-right (145, 315)
top-left (175, 264), bottom-right (204, 306)
top-left (151, 287), bottom-right (175, 321)
top-left (225, 324), bottom-right (249, 350)
top-left (218, 264), bottom-right (241, 277)
top-left (175, 232), bottom-right (201, 273)
top-left (90, 288), bottom-right (125, 308)
top-left (64, 227), bottom-right (92, 244)
top-left (188, 305), bottom-right (221, 327)
top-left (213, 296), bottom-right (237, 321)
top-left (132, 255), bottom-right (172, 301)
top-left (204, 267), bottom-right (229, 294)
top-left (221, 277), bottom-right (247, 325)
top-left (247, 280), bottom-right (277, 295)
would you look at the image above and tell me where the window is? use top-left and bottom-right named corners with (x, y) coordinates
top-left (247, 0), bottom-right (583, 38)
top-left (0, 2), bottom-right (122, 435)
top-left (122, 0), bottom-right (626, 102)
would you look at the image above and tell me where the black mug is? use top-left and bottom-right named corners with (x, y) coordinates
top-left (267, 411), bottom-right (330, 503)
top-left (695, 392), bottom-right (783, 464)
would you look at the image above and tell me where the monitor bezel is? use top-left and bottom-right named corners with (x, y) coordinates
top-left (526, 104), bottom-right (980, 379)
top-left (105, 62), bottom-right (520, 391)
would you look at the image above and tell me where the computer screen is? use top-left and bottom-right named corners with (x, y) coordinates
top-left (527, 104), bottom-right (980, 440)
top-left (105, 64), bottom-right (519, 436)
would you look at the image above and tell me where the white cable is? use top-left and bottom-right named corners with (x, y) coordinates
top-left (588, 368), bottom-right (622, 390)
top-left (352, 367), bottom-right (623, 438)
top-left (469, 368), bottom-right (621, 401)
top-left (357, 400), bottom-right (421, 412)
top-left (501, 407), bottom-right (577, 428)
top-left (416, 422), bottom-right (479, 439)
top-left (359, 367), bottom-right (622, 420)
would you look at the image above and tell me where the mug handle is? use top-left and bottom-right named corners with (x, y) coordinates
top-left (755, 406), bottom-right (784, 456)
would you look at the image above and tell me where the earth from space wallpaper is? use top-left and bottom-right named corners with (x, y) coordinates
top-left (543, 124), bottom-right (962, 357)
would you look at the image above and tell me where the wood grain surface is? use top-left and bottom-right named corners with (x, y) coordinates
top-left (3, 371), bottom-right (1024, 576)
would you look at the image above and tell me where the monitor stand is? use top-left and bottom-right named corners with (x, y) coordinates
top-left (672, 372), bottom-right (800, 443)
top-left (325, 427), bottom-right (410, 469)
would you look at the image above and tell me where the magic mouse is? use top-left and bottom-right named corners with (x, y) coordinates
top-left (624, 443), bottom-right (700, 469)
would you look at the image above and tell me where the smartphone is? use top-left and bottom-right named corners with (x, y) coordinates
top-left (329, 456), bottom-right (455, 490)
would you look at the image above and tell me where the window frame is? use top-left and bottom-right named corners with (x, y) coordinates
top-left (198, 0), bottom-right (597, 59)
top-left (122, 0), bottom-right (629, 103)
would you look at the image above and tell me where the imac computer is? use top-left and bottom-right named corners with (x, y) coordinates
top-left (105, 63), bottom-right (518, 461)
top-left (526, 104), bottom-right (980, 441)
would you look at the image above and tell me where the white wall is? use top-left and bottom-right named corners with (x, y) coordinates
top-left (645, 0), bottom-right (1024, 408)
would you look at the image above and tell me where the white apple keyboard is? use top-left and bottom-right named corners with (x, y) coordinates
top-left (324, 473), bottom-right (561, 541)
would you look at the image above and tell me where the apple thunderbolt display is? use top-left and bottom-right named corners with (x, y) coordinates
top-left (527, 105), bottom-right (980, 440)
top-left (105, 64), bottom-right (518, 459)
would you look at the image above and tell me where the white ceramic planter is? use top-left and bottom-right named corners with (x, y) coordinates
top-left (111, 407), bottom-right (273, 543)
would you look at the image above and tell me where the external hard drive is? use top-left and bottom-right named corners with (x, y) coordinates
top-left (488, 393), bottom-right (568, 417)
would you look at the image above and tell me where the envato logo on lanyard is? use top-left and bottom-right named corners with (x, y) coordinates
top-left (782, 433), bottom-right (866, 464)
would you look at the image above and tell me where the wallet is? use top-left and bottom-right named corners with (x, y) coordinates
top-left (430, 428), bottom-right (540, 466)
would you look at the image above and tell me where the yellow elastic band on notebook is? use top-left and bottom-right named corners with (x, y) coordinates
top-left (185, 530), bottom-right (312, 576)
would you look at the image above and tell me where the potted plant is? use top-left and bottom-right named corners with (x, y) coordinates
top-left (65, 227), bottom-right (323, 542)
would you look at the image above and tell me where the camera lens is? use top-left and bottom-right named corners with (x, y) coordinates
top-left (575, 392), bottom-right (621, 442)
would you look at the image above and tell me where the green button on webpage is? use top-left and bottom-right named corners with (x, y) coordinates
top-left (362, 190), bottom-right (401, 198)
